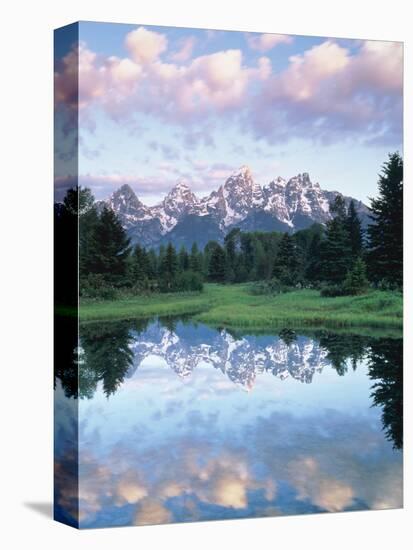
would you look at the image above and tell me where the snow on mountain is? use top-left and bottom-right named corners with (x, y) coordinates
top-left (107, 184), bottom-right (152, 229)
top-left (126, 324), bottom-right (330, 390)
top-left (105, 167), bottom-right (369, 247)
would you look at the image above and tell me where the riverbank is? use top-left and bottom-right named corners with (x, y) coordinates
top-left (76, 284), bottom-right (402, 333)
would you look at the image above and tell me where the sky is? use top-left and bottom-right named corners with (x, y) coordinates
top-left (54, 21), bottom-right (403, 204)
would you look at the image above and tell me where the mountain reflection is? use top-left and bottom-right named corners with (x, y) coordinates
top-left (55, 318), bottom-right (402, 449)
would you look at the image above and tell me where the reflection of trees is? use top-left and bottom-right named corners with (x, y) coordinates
top-left (317, 332), bottom-right (369, 375)
top-left (278, 328), bottom-right (297, 346)
top-left (54, 316), bottom-right (79, 398)
top-left (58, 315), bottom-right (404, 451)
top-left (79, 322), bottom-right (135, 398)
top-left (368, 338), bottom-right (403, 450)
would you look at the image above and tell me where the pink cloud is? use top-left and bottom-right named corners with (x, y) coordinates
top-left (54, 30), bottom-right (402, 148)
top-left (247, 33), bottom-right (293, 52)
top-left (170, 36), bottom-right (196, 62)
top-left (125, 26), bottom-right (167, 64)
top-left (250, 39), bottom-right (403, 145)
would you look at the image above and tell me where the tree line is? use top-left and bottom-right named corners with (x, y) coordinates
top-left (54, 152), bottom-right (402, 299)
top-left (54, 315), bottom-right (402, 449)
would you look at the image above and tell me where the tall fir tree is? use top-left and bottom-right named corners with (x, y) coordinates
top-left (224, 228), bottom-right (240, 282)
top-left (272, 233), bottom-right (299, 285)
top-left (208, 244), bottom-right (227, 282)
top-left (346, 200), bottom-right (363, 264)
top-left (367, 152), bottom-right (403, 287)
top-left (93, 206), bottom-right (131, 285)
top-left (160, 242), bottom-right (178, 290)
top-left (189, 242), bottom-right (202, 273)
top-left (132, 244), bottom-right (151, 282)
top-left (178, 245), bottom-right (190, 272)
top-left (78, 187), bottom-right (100, 284)
top-left (305, 232), bottom-right (323, 282)
top-left (320, 195), bottom-right (351, 284)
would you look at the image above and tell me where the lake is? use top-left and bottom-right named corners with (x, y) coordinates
top-left (54, 317), bottom-right (403, 528)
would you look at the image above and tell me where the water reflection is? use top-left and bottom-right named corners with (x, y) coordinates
top-left (54, 318), bottom-right (403, 528)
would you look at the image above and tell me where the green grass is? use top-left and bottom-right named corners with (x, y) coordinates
top-left (77, 283), bottom-right (402, 334)
top-left (78, 291), bottom-right (209, 322)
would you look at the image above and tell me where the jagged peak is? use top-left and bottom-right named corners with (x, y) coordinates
top-left (266, 176), bottom-right (287, 188)
top-left (172, 180), bottom-right (191, 191)
top-left (114, 183), bottom-right (137, 196)
top-left (109, 183), bottom-right (145, 209)
top-left (230, 164), bottom-right (252, 178)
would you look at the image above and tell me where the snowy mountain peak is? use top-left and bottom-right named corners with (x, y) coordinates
top-left (107, 183), bottom-right (150, 228)
top-left (105, 168), bottom-right (369, 247)
top-left (231, 164), bottom-right (252, 177)
top-left (165, 180), bottom-right (197, 202)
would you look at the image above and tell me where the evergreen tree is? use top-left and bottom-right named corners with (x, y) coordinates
top-left (253, 240), bottom-right (268, 281)
top-left (320, 196), bottom-right (351, 284)
top-left (132, 244), bottom-right (151, 282)
top-left (343, 258), bottom-right (369, 295)
top-left (208, 244), bottom-right (227, 282)
top-left (93, 206), bottom-right (131, 285)
top-left (147, 249), bottom-right (157, 279)
top-left (157, 245), bottom-right (166, 277)
top-left (224, 229), bottom-right (240, 282)
top-left (367, 152), bottom-right (403, 287)
top-left (160, 242), bottom-right (178, 291)
top-left (178, 245), bottom-right (190, 272)
top-left (189, 243), bottom-right (202, 273)
top-left (346, 200), bottom-right (363, 264)
top-left (305, 232), bottom-right (323, 282)
top-left (272, 233), bottom-right (299, 285)
top-left (240, 233), bottom-right (254, 280)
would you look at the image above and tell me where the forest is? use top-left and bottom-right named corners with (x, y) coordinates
top-left (62, 152), bottom-right (403, 301)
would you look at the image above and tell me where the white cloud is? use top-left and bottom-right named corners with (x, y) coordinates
top-left (248, 33), bottom-right (293, 52)
top-left (125, 26), bottom-right (168, 64)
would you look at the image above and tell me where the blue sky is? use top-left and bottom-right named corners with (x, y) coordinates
top-left (55, 21), bottom-right (403, 204)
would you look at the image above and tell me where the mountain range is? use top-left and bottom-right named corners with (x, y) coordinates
top-left (103, 166), bottom-right (370, 248)
top-left (125, 322), bottom-right (330, 390)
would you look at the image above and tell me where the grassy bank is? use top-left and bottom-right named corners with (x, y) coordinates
top-left (77, 284), bottom-right (402, 333)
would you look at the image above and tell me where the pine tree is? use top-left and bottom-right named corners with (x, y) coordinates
top-left (305, 232), bottom-right (323, 282)
top-left (147, 249), bottom-right (157, 279)
top-left (253, 240), bottom-right (268, 281)
top-left (178, 246), bottom-right (190, 272)
top-left (343, 258), bottom-right (369, 295)
top-left (224, 228), bottom-right (240, 282)
top-left (132, 244), bottom-right (151, 281)
top-left (78, 188), bottom-right (100, 284)
top-left (157, 245), bottom-right (166, 277)
top-left (94, 206), bottom-right (131, 285)
top-left (208, 244), bottom-right (227, 282)
top-left (160, 242), bottom-right (178, 291)
top-left (240, 233), bottom-right (254, 280)
top-left (189, 243), bottom-right (202, 273)
top-left (320, 195), bottom-right (351, 284)
top-left (346, 200), bottom-right (363, 264)
top-left (367, 152), bottom-right (403, 287)
top-left (272, 233), bottom-right (299, 285)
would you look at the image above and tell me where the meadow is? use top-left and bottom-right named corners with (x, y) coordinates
top-left (77, 284), bottom-right (403, 335)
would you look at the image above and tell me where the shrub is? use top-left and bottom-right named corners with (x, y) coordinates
top-left (249, 278), bottom-right (291, 296)
top-left (80, 273), bottom-right (117, 300)
top-left (320, 283), bottom-right (347, 297)
top-left (376, 279), bottom-right (402, 292)
top-left (172, 270), bottom-right (204, 293)
top-left (343, 258), bottom-right (369, 295)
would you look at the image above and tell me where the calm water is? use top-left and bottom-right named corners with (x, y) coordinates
top-left (54, 318), bottom-right (403, 528)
